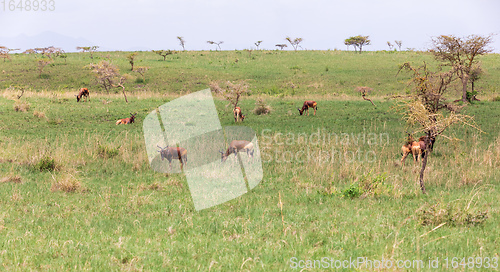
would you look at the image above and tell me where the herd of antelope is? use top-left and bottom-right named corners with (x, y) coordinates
top-left (76, 87), bottom-right (434, 167)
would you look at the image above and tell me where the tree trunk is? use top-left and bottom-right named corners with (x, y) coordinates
top-left (461, 73), bottom-right (469, 103)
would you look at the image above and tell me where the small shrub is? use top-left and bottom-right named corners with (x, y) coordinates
top-left (35, 156), bottom-right (57, 172)
top-left (342, 183), bottom-right (362, 199)
top-left (14, 101), bottom-right (30, 112)
top-left (466, 90), bottom-right (478, 103)
top-left (97, 145), bottom-right (119, 159)
top-left (417, 202), bottom-right (488, 227)
top-left (492, 96), bottom-right (500, 102)
top-left (253, 97), bottom-right (272, 115)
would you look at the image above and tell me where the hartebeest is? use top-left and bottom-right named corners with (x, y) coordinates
top-left (115, 113), bottom-right (137, 125)
top-left (219, 140), bottom-right (254, 162)
top-left (233, 107), bottom-right (245, 122)
top-left (298, 101), bottom-right (317, 116)
top-left (76, 88), bottom-right (90, 102)
top-left (401, 135), bottom-right (436, 166)
top-left (157, 145), bottom-right (188, 169)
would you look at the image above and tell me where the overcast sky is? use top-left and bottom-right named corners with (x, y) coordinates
top-left (1, 0), bottom-right (499, 52)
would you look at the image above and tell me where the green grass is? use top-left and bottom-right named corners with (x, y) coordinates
top-left (0, 93), bottom-right (499, 271)
top-left (1, 50), bottom-right (499, 98)
top-left (0, 50), bottom-right (499, 271)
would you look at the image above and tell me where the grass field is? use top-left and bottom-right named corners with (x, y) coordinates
top-left (0, 51), bottom-right (499, 271)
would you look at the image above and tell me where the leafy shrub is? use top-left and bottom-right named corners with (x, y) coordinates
top-left (35, 156), bottom-right (57, 172)
top-left (466, 90), bottom-right (478, 103)
top-left (342, 183), bottom-right (362, 199)
top-left (97, 145), bottom-right (119, 158)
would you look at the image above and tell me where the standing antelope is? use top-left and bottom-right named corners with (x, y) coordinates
top-left (233, 106), bottom-right (245, 122)
top-left (401, 135), bottom-right (436, 166)
top-left (76, 88), bottom-right (90, 102)
top-left (157, 145), bottom-right (188, 170)
top-left (298, 101), bottom-right (317, 116)
top-left (219, 140), bottom-right (254, 162)
top-left (116, 113), bottom-right (137, 125)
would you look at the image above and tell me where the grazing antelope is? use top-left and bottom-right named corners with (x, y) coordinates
top-left (76, 88), bottom-right (90, 102)
top-left (298, 101), bottom-right (317, 116)
top-left (115, 113), bottom-right (137, 125)
top-left (157, 145), bottom-right (188, 170)
top-left (219, 140), bottom-right (254, 162)
top-left (233, 106), bottom-right (245, 122)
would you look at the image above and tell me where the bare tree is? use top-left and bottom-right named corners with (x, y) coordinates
top-left (207, 41), bottom-right (224, 51)
top-left (152, 50), bottom-right (175, 61)
top-left (86, 61), bottom-right (132, 102)
top-left (285, 37), bottom-right (303, 51)
top-left (387, 41), bottom-right (394, 51)
top-left (36, 57), bottom-right (53, 78)
top-left (394, 40), bottom-right (402, 51)
top-left (0, 46), bottom-right (11, 62)
top-left (76, 46), bottom-right (99, 59)
top-left (357, 86), bottom-right (376, 106)
top-left (134, 66), bottom-right (149, 81)
top-left (430, 34), bottom-right (493, 102)
top-left (398, 62), bottom-right (481, 193)
top-left (177, 36), bottom-right (186, 51)
top-left (209, 80), bottom-right (250, 109)
top-left (275, 44), bottom-right (287, 50)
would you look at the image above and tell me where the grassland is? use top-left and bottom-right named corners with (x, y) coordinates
top-left (0, 51), bottom-right (499, 271)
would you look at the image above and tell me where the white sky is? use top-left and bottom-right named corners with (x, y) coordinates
top-left (1, 0), bottom-right (499, 51)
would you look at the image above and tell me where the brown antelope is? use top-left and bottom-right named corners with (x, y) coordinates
top-left (401, 135), bottom-right (436, 166)
top-left (116, 113), bottom-right (137, 125)
top-left (157, 145), bottom-right (188, 169)
top-left (233, 107), bottom-right (245, 122)
top-left (219, 140), bottom-right (254, 162)
top-left (76, 88), bottom-right (90, 102)
top-left (298, 101), bottom-right (317, 116)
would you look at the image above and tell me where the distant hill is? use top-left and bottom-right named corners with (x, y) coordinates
top-left (0, 31), bottom-right (95, 52)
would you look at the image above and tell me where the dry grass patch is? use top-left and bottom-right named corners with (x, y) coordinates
top-left (50, 174), bottom-right (83, 193)
top-left (13, 101), bottom-right (30, 112)
top-left (33, 110), bottom-right (46, 119)
top-left (0, 175), bottom-right (22, 184)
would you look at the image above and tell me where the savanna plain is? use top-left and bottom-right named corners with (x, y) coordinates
top-left (0, 50), bottom-right (499, 271)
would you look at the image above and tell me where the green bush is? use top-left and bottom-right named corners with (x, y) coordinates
top-left (342, 183), bottom-right (362, 199)
top-left (35, 156), bottom-right (57, 172)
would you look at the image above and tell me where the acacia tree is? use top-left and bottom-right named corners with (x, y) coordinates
top-left (394, 40), bottom-right (403, 51)
top-left (344, 35), bottom-right (370, 53)
top-left (398, 62), bottom-right (481, 193)
top-left (430, 34), bottom-right (493, 102)
top-left (76, 46), bottom-right (99, 59)
top-left (0, 46), bottom-right (11, 62)
top-left (285, 37), bottom-right (303, 51)
top-left (387, 41), bottom-right (394, 51)
top-left (254, 41), bottom-right (263, 50)
top-left (177, 36), bottom-right (186, 50)
top-left (275, 44), bottom-right (287, 50)
top-left (127, 52), bottom-right (138, 71)
top-left (86, 61), bottom-right (132, 103)
top-left (152, 50), bottom-right (175, 61)
top-left (207, 41), bottom-right (223, 51)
